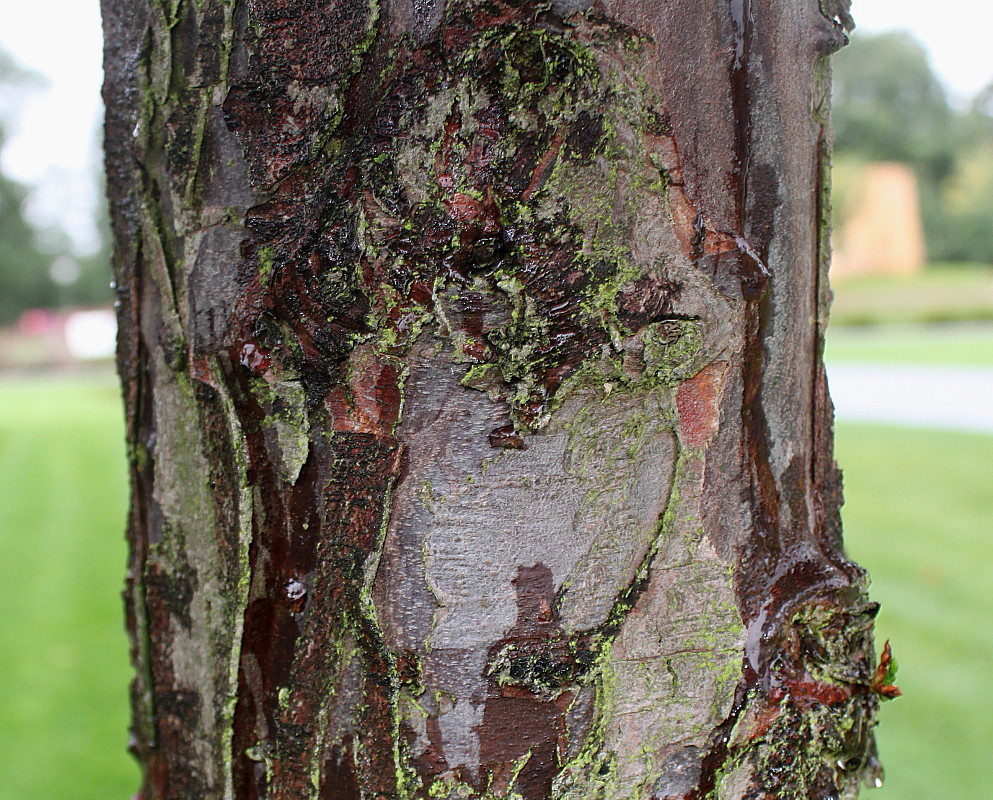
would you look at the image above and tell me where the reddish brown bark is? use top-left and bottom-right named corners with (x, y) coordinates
top-left (103, 1), bottom-right (884, 798)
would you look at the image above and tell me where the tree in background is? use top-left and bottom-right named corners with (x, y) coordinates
top-left (72, 162), bottom-right (115, 309)
top-left (832, 31), bottom-right (993, 266)
top-left (0, 48), bottom-right (112, 325)
top-left (833, 31), bottom-right (953, 181)
top-left (932, 83), bottom-right (993, 264)
top-left (104, 1), bottom-right (889, 798)
top-left (0, 50), bottom-right (52, 324)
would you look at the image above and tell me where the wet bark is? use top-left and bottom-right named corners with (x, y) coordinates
top-left (103, 1), bottom-right (886, 798)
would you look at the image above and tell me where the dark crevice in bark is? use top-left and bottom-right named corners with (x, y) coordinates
top-left (728, 0), bottom-right (753, 225)
top-left (688, 4), bottom-right (881, 797)
top-left (689, 682), bottom-right (750, 800)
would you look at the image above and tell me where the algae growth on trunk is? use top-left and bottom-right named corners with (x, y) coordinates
top-left (102, 0), bottom-right (887, 798)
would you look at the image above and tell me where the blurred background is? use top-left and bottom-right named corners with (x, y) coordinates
top-left (0, 0), bottom-right (990, 798)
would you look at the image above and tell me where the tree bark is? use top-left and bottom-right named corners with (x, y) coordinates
top-left (103, 1), bottom-right (885, 798)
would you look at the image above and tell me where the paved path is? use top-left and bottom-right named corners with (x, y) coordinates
top-left (826, 363), bottom-right (993, 435)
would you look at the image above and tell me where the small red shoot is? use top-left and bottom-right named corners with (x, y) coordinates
top-left (871, 640), bottom-right (902, 700)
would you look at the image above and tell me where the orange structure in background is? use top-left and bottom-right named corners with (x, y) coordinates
top-left (832, 162), bottom-right (926, 278)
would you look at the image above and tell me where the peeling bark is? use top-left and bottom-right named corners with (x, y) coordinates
top-left (103, 0), bottom-right (883, 798)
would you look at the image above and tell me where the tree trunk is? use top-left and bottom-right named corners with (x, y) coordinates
top-left (102, 1), bottom-right (885, 798)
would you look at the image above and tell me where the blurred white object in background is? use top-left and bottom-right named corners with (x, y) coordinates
top-left (64, 309), bottom-right (115, 361)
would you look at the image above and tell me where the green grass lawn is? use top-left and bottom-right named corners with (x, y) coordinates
top-left (836, 423), bottom-right (993, 800)
top-left (0, 372), bottom-right (138, 800)
top-left (0, 375), bottom-right (989, 798)
top-left (826, 322), bottom-right (993, 367)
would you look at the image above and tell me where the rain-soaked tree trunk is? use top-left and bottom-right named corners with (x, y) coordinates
top-left (103, 1), bottom-right (890, 798)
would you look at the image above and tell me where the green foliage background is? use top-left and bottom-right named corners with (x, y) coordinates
top-left (0, 48), bottom-right (111, 325)
top-left (833, 32), bottom-right (993, 266)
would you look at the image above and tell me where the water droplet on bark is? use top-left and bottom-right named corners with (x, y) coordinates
top-left (239, 342), bottom-right (271, 372)
top-left (286, 579), bottom-right (307, 602)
